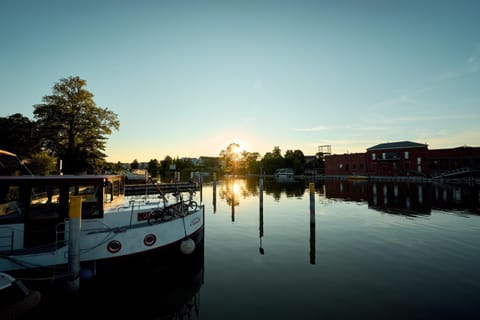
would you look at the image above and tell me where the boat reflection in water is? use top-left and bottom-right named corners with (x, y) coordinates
top-left (28, 242), bottom-right (204, 320)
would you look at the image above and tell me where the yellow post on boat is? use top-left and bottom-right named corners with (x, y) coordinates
top-left (68, 196), bottom-right (82, 293)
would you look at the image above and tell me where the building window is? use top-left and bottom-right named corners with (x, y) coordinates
top-left (339, 164), bottom-right (343, 169)
top-left (372, 153), bottom-right (376, 160)
top-left (382, 153), bottom-right (386, 160)
top-left (404, 151), bottom-right (409, 160)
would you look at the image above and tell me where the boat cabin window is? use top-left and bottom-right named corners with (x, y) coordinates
top-left (70, 185), bottom-right (101, 218)
top-left (0, 185), bottom-right (23, 218)
top-left (104, 179), bottom-right (123, 204)
top-left (29, 185), bottom-right (61, 218)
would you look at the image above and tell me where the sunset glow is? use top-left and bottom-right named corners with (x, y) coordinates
top-left (1, 1), bottom-right (479, 163)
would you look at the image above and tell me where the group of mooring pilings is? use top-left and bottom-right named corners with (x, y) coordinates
top-left (210, 173), bottom-right (318, 265)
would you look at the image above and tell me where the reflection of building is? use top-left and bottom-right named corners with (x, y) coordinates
top-left (325, 141), bottom-right (480, 178)
top-left (368, 181), bottom-right (431, 215)
top-left (323, 180), bottom-right (479, 215)
top-left (325, 180), bottom-right (368, 202)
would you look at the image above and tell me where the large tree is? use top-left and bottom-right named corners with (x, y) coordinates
top-left (33, 76), bottom-right (119, 174)
top-left (219, 142), bottom-right (241, 174)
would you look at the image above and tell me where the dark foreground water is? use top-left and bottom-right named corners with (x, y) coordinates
top-left (15, 177), bottom-right (480, 319)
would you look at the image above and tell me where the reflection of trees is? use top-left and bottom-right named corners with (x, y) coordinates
top-left (218, 178), bottom-right (244, 207)
top-left (262, 178), bottom-right (306, 201)
top-left (217, 176), bottom-right (309, 202)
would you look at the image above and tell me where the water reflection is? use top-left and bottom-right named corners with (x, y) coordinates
top-left (326, 180), bottom-right (479, 215)
top-left (213, 177), bottom-right (479, 216)
top-left (259, 176), bottom-right (265, 255)
top-left (28, 246), bottom-right (205, 319)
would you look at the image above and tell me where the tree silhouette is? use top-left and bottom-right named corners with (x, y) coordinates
top-left (34, 76), bottom-right (119, 174)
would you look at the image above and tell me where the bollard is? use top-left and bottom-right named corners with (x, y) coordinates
top-left (68, 195), bottom-right (82, 294)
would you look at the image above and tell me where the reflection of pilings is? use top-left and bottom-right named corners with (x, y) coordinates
top-left (309, 183), bottom-right (316, 265)
top-left (231, 191), bottom-right (235, 222)
top-left (212, 173), bottom-right (217, 213)
top-left (418, 185), bottom-right (423, 204)
top-left (259, 173), bottom-right (264, 254)
top-left (383, 183), bottom-right (388, 206)
top-left (259, 176), bottom-right (264, 211)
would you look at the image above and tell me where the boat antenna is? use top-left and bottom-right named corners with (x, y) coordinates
top-left (0, 149), bottom-right (34, 176)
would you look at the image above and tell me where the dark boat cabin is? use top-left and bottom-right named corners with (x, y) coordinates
top-left (0, 175), bottom-right (124, 247)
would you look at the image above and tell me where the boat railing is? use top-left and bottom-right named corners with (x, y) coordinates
top-left (55, 222), bottom-right (67, 251)
top-left (113, 197), bottom-right (167, 213)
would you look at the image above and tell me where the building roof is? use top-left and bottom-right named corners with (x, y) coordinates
top-left (367, 141), bottom-right (428, 151)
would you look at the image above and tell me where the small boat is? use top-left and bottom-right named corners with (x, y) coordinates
top-left (0, 272), bottom-right (41, 317)
top-left (274, 168), bottom-right (295, 181)
top-left (123, 169), bottom-right (148, 184)
top-left (0, 155), bottom-right (204, 279)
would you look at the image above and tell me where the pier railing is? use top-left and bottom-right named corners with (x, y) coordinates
top-left (125, 182), bottom-right (199, 196)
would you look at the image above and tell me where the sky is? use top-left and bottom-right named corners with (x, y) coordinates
top-left (1, 0), bottom-right (479, 163)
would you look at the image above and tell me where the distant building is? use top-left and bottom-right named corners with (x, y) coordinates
top-left (428, 146), bottom-right (480, 177)
top-left (366, 141), bottom-right (429, 176)
top-left (324, 153), bottom-right (367, 176)
top-left (324, 141), bottom-right (480, 178)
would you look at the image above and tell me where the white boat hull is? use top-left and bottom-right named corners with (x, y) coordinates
top-left (0, 207), bottom-right (204, 274)
top-left (0, 174), bottom-right (204, 278)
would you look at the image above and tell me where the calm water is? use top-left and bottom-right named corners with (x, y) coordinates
top-left (23, 177), bottom-right (480, 319)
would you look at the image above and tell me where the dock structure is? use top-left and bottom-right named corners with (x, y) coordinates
top-left (125, 182), bottom-right (200, 196)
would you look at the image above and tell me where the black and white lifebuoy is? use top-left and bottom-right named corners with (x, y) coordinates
top-left (107, 240), bottom-right (122, 253)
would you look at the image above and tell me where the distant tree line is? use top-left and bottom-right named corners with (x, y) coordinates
top-left (127, 143), bottom-right (325, 182)
top-left (1, 76), bottom-right (323, 178)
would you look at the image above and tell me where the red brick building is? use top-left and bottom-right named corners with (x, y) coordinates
top-left (366, 141), bottom-right (429, 176)
top-left (324, 141), bottom-right (480, 177)
top-left (323, 153), bottom-right (367, 176)
top-left (428, 146), bottom-right (480, 176)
